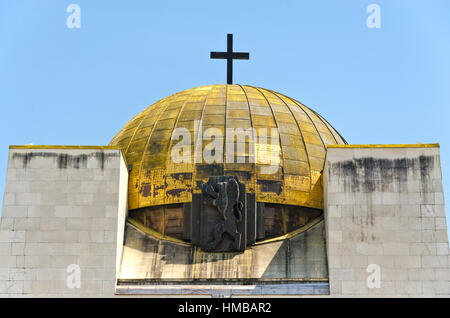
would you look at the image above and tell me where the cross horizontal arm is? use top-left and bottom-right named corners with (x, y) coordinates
top-left (210, 52), bottom-right (228, 59)
top-left (230, 52), bottom-right (249, 60)
top-left (210, 52), bottom-right (250, 60)
top-left (210, 34), bottom-right (250, 84)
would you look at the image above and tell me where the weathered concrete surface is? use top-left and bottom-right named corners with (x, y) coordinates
top-left (117, 220), bottom-right (328, 295)
top-left (2, 144), bottom-right (447, 298)
top-left (0, 147), bottom-right (128, 297)
top-left (116, 282), bottom-right (329, 296)
top-left (324, 146), bottom-right (449, 297)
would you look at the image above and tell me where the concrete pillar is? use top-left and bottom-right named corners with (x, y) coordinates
top-left (0, 146), bottom-right (128, 297)
top-left (324, 144), bottom-right (449, 297)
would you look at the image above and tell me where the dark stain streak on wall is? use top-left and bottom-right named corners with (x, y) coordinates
top-left (95, 152), bottom-right (106, 170)
top-left (257, 180), bottom-right (283, 195)
top-left (153, 184), bottom-right (165, 198)
top-left (419, 156), bottom-right (434, 192)
top-left (139, 183), bottom-right (152, 197)
top-left (166, 188), bottom-right (187, 197)
top-left (12, 151), bottom-right (119, 170)
top-left (331, 156), bottom-right (434, 193)
top-left (170, 172), bottom-right (192, 181)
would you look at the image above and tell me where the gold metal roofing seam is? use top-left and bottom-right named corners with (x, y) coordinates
top-left (265, 89), bottom-right (313, 193)
top-left (286, 95), bottom-right (327, 151)
top-left (238, 85), bottom-right (257, 190)
top-left (137, 96), bottom-right (177, 208)
top-left (164, 86), bottom-right (205, 203)
top-left (327, 143), bottom-right (439, 148)
top-left (192, 85), bottom-right (214, 181)
top-left (253, 86), bottom-right (286, 177)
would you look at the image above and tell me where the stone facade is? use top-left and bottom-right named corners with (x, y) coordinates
top-left (0, 144), bottom-right (448, 297)
top-left (324, 145), bottom-right (449, 297)
top-left (0, 147), bottom-right (128, 297)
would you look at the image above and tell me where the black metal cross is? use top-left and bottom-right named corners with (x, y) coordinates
top-left (210, 34), bottom-right (249, 84)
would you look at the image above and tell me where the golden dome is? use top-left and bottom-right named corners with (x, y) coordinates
top-left (109, 84), bottom-right (346, 211)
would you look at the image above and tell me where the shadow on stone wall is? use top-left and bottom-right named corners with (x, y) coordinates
top-left (117, 218), bottom-right (328, 284)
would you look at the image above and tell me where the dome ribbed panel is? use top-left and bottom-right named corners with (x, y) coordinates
top-left (109, 84), bottom-right (347, 210)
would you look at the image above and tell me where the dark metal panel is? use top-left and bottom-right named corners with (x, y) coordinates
top-left (191, 194), bottom-right (201, 245)
top-left (263, 203), bottom-right (284, 238)
top-left (182, 203), bottom-right (191, 241)
top-left (246, 193), bottom-right (256, 245)
top-left (199, 176), bottom-right (246, 252)
top-left (256, 202), bottom-right (265, 241)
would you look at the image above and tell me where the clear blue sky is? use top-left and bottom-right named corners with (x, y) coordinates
top-left (0, 0), bottom-right (449, 234)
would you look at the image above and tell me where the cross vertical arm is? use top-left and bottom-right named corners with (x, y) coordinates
top-left (210, 34), bottom-right (250, 84)
top-left (227, 34), bottom-right (233, 85)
